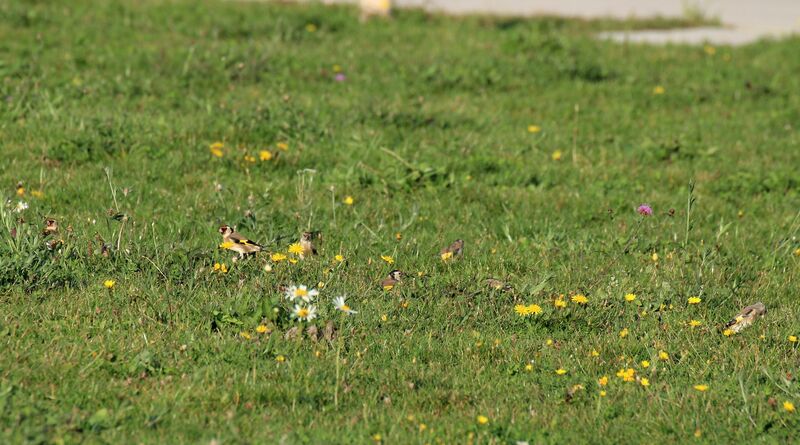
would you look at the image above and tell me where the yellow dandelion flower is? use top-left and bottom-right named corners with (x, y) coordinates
top-left (305, 23), bottom-right (317, 33)
top-left (103, 279), bottom-right (115, 289)
top-left (395, 232), bottom-right (402, 240)
top-left (555, 368), bottom-right (567, 375)
top-left (616, 368), bottom-right (636, 382)
top-left (271, 253), bottom-right (287, 262)
top-left (380, 314), bottom-right (388, 322)
top-left (244, 154), bottom-right (256, 163)
top-left (371, 433), bottom-right (382, 442)
top-left (209, 142), bottom-right (224, 157)
top-left (546, 339), bottom-right (553, 346)
top-left (624, 293), bottom-right (636, 302)
top-left (380, 255), bottom-right (394, 264)
top-left (653, 85), bottom-right (665, 95)
top-left (276, 142), bottom-right (289, 151)
top-left (554, 297), bottom-right (567, 309)
top-left (790, 335), bottom-right (798, 343)
top-left (689, 319), bottom-right (702, 327)
top-left (275, 355), bottom-right (286, 362)
top-left (334, 254), bottom-right (345, 262)
top-left (688, 297), bottom-right (702, 305)
top-left (784, 401), bottom-right (795, 413)
top-left (527, 304), bottom-right (542, 315)
top-left (640, 378), bottom-right (650, 387)
top-left (704, 45), bottom-right (716, 56)
top-left (219, 241), bottom-right (235, 249)
top-left (239, 331), bottom-right (252, 340)
top-left (259, 150), bottom-right (273, 161)
top-left (256, 325), bottom-right (269, 334)
top-left (16, 186), bottom-right (24, 197)
top-left (343, 196), bottom-right (354, 206)
top-left (441, 251), bottom-right (453, 261)
top-left (525, 363), bottom-right (533, 372)
top-left (641, 360), bottom-right (650, 368)
top-left (598, 376), bottom-right (608, 386)
top-left (571, 294), bottom-right (588, 305)
top-left (694, 429), bottom-right (702, 438)
top-left (658, 350), bottom-right (669, 361)
top-left (288, 243), bottom-right (304, 255)
top-left (288, 258), bottom-right (298, 264)
top-left (514, 305), bottom-right (529, 316)
top-left (619, 328), bottom-right (629, 338)
top-left (476, 415), bottom-right (489, 425)
top-left (723, 329), bottom-right (734, 337)
top-left (693, 384), bottom-right (708, 392)
top-left (527, 125), bottom-right (541, 133)
top-left (551, 150), bottom-right (562, 161)
top-left (591, 349), bottom-right (600, 357)
top-left (600, 390), bottom-right (607, 397)
top-left (383, 284), bottom-right (394, 291)
top-left (651, 252), bottom-right (659, 262)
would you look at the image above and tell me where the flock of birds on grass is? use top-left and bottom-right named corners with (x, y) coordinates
top-left (28, 209), bottom-right (769, 333)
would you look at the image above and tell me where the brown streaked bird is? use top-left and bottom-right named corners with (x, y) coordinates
top-left (440, 239), bottom-right (464, 260)
top-left (485, 278), bottom-right (512, 292)
top-left (219, 224), bottom-right (262, 259)
top-left (725, 302), bottom-right (766, 333)
top-left (299, 231), bottom-right (320, 259)
top-left (381, 269), bottom-right (403, 290)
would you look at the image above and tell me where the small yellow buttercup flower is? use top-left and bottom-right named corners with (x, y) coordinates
top-left (256, 325), bottom-right (269, 334)
top-left (525, 363), bottom-right (533, 372)
top-left (209, 142), bottom-right (224, 157)
top-left (555, 368), bottom-right (567, 375)
top-left (343, 196), bottom-right (354, 206)
top-left (688, 297), bottom-right (702, 305)
top-left (723, 329), bottom-right (734, 337)
top-left (598, 376), bottom-right (608, 386)
top-left (591, 349), bottom-right (600, 357)
top-left (600, 390), bottom-right (607, 397)
top-left (527, 125), bottom-right (541, 133)
top-left (693, 384), bottom-right (709, 392)
top-left (551, 150), bottom-right (562, 161)
top-left (334, 254), bottom-right (345, 262)
top-left (571, 294), bottom-right (588, 305)
top-left (641, 360), bottom-right (650, 368)
top-left (784, 401), bottom-right (795, 413)
top-left (103, 280), bottom-right (115, 289)
top-left (658, 351), bottom-right (669, 361)
top-left (651, 252), bottom-right (659, 262)
top-left (380, 314), bottom-right (388, 322)
top-left (275, 355), bottom-right (286, 362)
top-left (624, 293), bottom-right (637, 302)
top-left (619, 328), bottom-right (629, 338)
top-left (380, 255), bottom-right (394, 264)
top-left (476, 415), bottom-right (489, 425)
top-left (276, 142), bottom-right (289, 151)
top-left (259, 150), bottom-right (273, 161)
top-left (440, 251), bottom-right (453, 261)
top-left (239, 331), bottom-right (252, 340)
top-left (790, 335), bottom-right (798, 343)
top-left (640, 378), bottom-right (650, 387)
top-left (689, 319), bottom-right (702, 327)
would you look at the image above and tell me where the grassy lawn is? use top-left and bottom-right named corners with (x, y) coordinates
top-left (2, 0), bottom-right (800, 443)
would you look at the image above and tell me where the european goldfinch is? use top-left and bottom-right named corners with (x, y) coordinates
top-left (42, 217), bottom-right (62, 250)
top-left (299, 231), bottom-right (320, 259)
top-left (485, 278), bottom-right (512, 292)
top-left (219, 224), bottom-right (262, 259)
top-left (725, 302), bottom-right (766, 333)
top-left (440, 239), bottom-right (464, 260)
top-left (380, 269), bottom-right (403, 290)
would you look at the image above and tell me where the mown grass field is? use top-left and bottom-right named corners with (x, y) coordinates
top-left (2, 0), bottom-right (800, 443)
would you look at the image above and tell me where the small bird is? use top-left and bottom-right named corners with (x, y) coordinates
top-left (381, 269), bottom-right (403, 290)
top-left (485, 278), bottom-right (512, 292)
top-left (42, 218), bottom-right (58, 237)
top-left (42, 218), bottom-right (62, 250)
top-left (440, 239), bottom-right (464, 260)
top-left (725, 302), bottom-right (766, 333)
top-left (299, 231), bottom-right (320, 259)
top-left (219, 225), bottom-right (262, 260)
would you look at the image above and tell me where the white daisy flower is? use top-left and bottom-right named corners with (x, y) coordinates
top-left (14, 201), bottom-right (28, 213)
top-left (333, 296), bottom-right (357, 314)
top-left (284, 284), bottom-right (319, 303)
top-left (291, 304), bottom-right (318, 322)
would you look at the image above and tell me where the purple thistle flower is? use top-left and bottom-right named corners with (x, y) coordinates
top-left (637, 204), bottom-right (653, 216)
top-left (334, 73), bottom-right (346, 82)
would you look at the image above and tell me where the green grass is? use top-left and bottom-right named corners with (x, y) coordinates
top-left (2, 0), bottom-right (800, 443)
